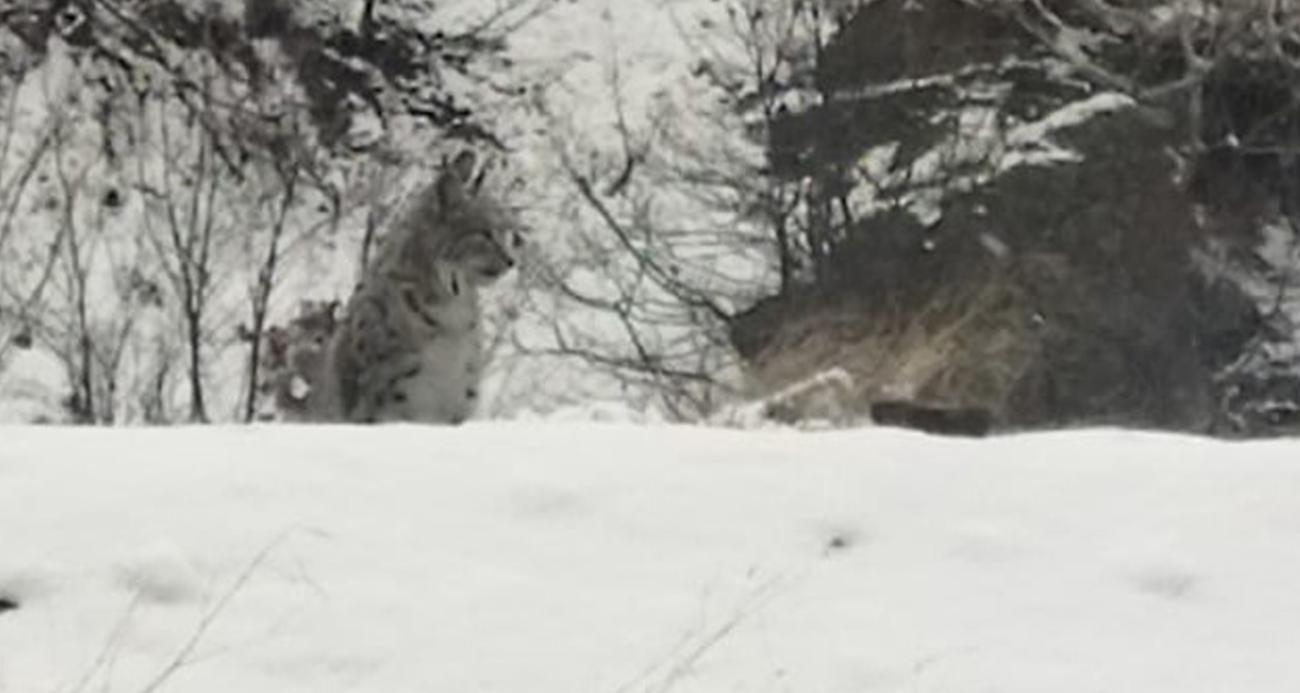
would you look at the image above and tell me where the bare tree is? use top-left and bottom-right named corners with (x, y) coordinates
top-left (0, 66), bottom-right (63, 374)
top-left (1, 0), bottom-right (552, 423)
top-left (133, 78), bottom-right (228, 423)
top-left (238, 157), bottom-right (346, 423)
top-left (503, 0), bottom-right (839, 419)
top-left (240, 163), bottom-right (300, 422)
top-left (49, 119), bottom-right (98, 422)
top-left (0, 57), bottom-right (172, 424)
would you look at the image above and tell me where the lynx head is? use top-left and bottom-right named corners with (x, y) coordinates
top-left (432, 150), bottom-right (524, 287)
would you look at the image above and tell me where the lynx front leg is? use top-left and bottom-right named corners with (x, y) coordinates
top-left (336, 294), bottom-right (420, 423)
top-left (353, 356), bottom-right (424, 423)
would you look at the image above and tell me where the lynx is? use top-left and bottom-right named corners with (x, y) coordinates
top-left (292, 150), bottom-right (522, 424)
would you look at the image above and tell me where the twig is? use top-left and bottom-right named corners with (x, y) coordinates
top-left (614, 575), bottom-right (785, 693)
top-left (134, 536), bottom-right (287, 693)
top-left (63, 593), bottom-right (143, 693)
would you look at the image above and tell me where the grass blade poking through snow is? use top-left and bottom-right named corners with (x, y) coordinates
top-left (615, 573), bottom-right (787, 693)
top-left (133, 534), bottom-right (288, 693)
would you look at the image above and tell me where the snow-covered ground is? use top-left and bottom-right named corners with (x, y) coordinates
top-left (1, 424), bottom-right (1298, 692)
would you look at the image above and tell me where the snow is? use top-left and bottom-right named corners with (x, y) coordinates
top-left (1002, 92), bottom-right (1135, 168)
top-left (847, 89), bottom-right (1138, 228)
top-left (2, 424), bottom-right (1300, 692)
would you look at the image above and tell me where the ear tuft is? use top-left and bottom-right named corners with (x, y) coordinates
top-left (437, 149), bottom-right (478, 206)
top-left (448, 150), bottom-right (477, 184)
top-left (470, 165), bottom-right (488, 196)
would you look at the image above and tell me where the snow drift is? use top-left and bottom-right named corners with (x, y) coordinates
top-left (1, 424), bottom-right (1298, 692)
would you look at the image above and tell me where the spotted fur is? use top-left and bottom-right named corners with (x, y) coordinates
top-left (302, 150), bottom-right (521, 424)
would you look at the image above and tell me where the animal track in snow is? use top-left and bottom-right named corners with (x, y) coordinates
top-left (817, 523), bottom-right (869, 557)
top-left (113, 542), bottom-right (207, 605)
top-left (0, 567), bottom-right (56, 611)
top-left (508, 486), bottom-right (589, 520)
top-left (1130, 566), bottom-right (1198, 600)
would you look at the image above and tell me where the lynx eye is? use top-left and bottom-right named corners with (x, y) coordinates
top-left (477, 229), bottom-right (509, 252)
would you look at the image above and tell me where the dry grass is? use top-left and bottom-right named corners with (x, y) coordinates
top-left (748, 254), bottom-right (1070, 420)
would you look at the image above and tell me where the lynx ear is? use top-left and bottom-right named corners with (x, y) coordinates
top-left (449, 150), bottom-right (476, 183)
top-left (437, 150), bottom-right (478, 205)
top-left (470, 164), bottom-right (488, 196)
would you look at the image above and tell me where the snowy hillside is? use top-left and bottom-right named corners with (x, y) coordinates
top-left (2, 425), bottom-right (1299, 692)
